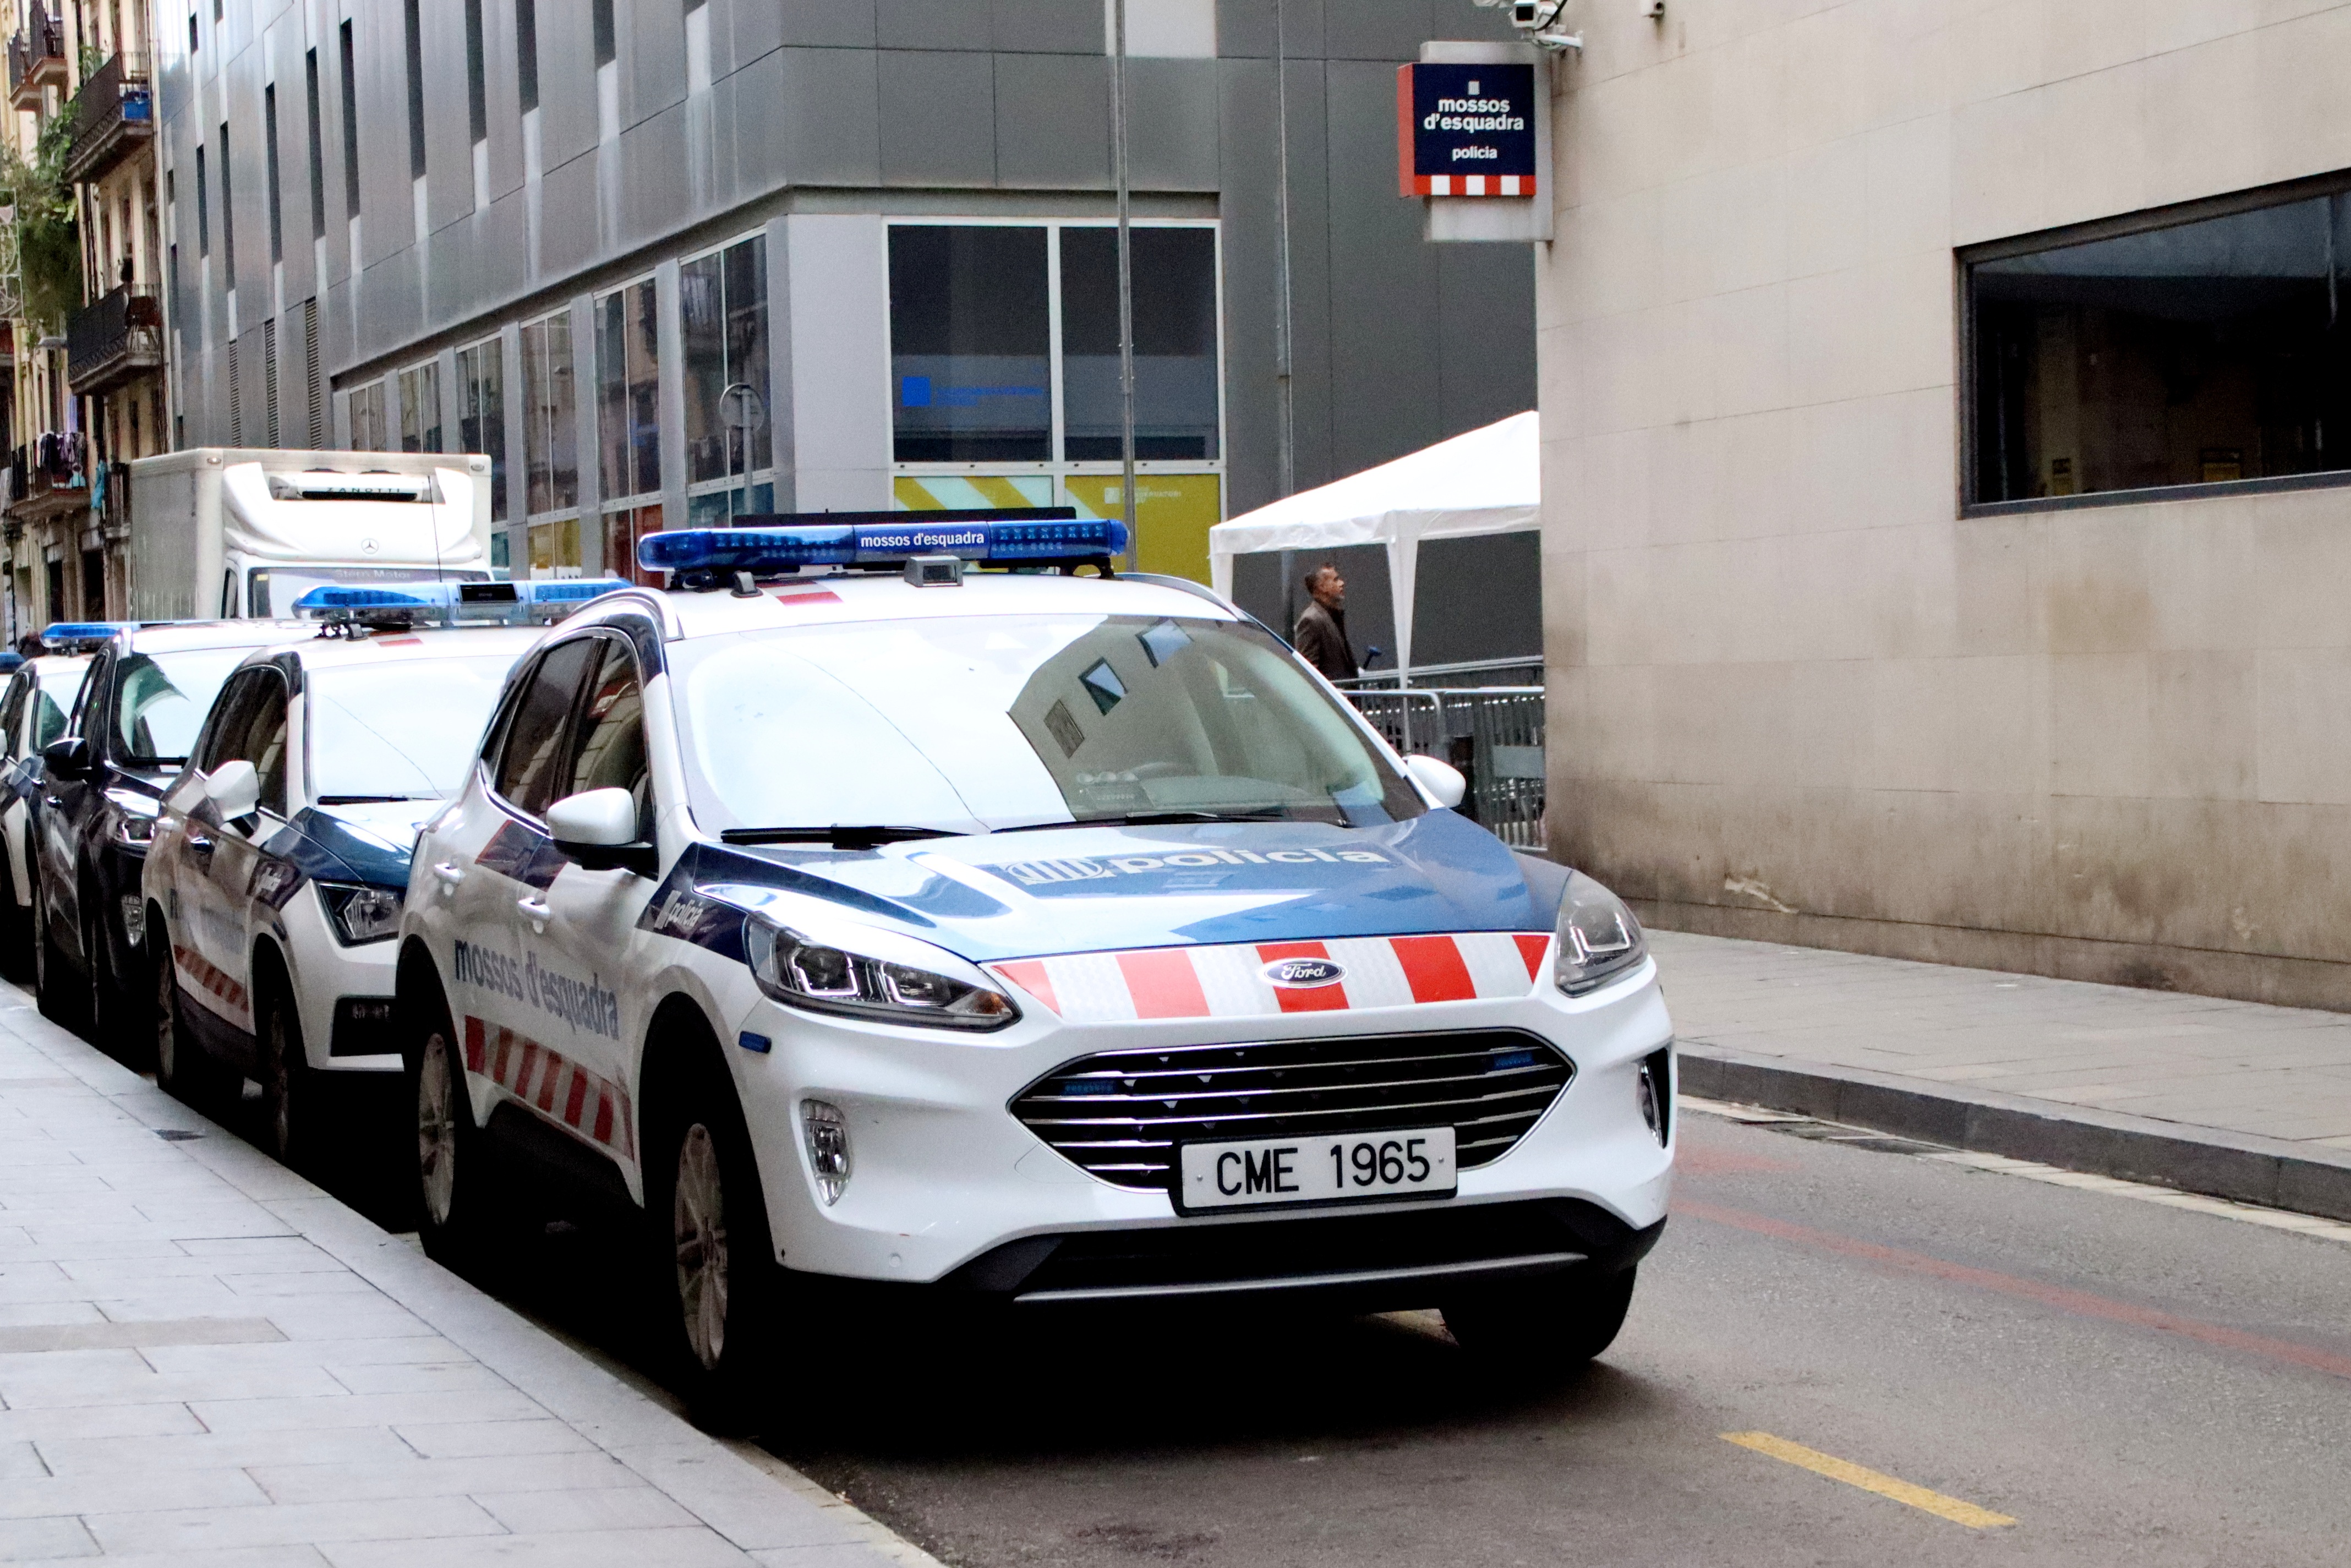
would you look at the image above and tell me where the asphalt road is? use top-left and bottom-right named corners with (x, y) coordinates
top-left (190, 1057), bottom-right (2351, 1567)
top-left (757, 1107), bottom-right (2351, 1567)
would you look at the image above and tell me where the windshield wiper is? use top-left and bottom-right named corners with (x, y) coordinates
top-left (316, 794), bottom-right (428, 805)
top-left (721, 825), bottom-right (965, 849)
top-left (998, 808), bottom-right (1294, 832)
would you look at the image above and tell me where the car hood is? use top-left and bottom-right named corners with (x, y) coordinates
top-left (663, 810), bottom-right (1570, 965)
top-left (274, 800), bottom-right (435, 887)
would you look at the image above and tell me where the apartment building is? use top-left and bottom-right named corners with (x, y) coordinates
top-left (160, 1), bottom-right (1537, 585)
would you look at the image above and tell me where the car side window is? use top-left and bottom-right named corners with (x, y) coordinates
top-left (567, 637), bottom-right (652, 839)
top-left (491, 640), bottom-right (599, 819)
top-left (193, 672), bottom-right (261, 776)
top-left (0, 676), bottom-right (26, 760)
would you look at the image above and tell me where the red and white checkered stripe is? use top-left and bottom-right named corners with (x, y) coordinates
top-left (463, 1015), bottom-right (636, 1159)
top-left (173, 943), bottom-right (250, 1026)
top-left (1411, 174), bottom-right (1532, 196)
top-left (991, 932), bottom-right (1549, 1026)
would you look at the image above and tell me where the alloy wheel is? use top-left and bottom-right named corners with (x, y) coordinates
top-left (417, 1032), bottom-right (459, 1227)
top-left (264, 1001), bottom-right (295, 1160)
top-left (153, 941), bottom-right (178, 1083)
top-left (673, 1123), bottom-right (730, 1372)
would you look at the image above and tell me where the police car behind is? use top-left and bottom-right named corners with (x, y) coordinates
top-left (0, 649), bottom-right (92, 977)
top-left (144, 581), bottom-right (623, 1165)
top-left (398, 520), bottom-right (1672, 1427)
top-left (34, 618), bottom-right (315, 1043)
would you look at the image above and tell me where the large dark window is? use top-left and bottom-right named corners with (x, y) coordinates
top-left (1060, 228), bottom-right (1218, 460)
top-left (404, 0), bottom-right (428, 179)
top-left (1970, 183), bottom-right (2351, 507)
top-left (888, 226), bottom-right (1051, 462)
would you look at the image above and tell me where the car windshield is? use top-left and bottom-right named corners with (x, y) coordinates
top-left (307, 654), bottom-right (521, 802)
top-left (114, 648), bottom-right (258, 767)
top-left (670, 613), bottom-right (1424, 834)
top-left (30, 662), bottom-right (84, 752)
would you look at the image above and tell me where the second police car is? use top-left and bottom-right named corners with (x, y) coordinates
top-left (143, 581), bottom-right (626, 1163)
top-left (397, 519), bottom-right (1674, 1425)
top-left (0, 645), bottom-right (92, 977)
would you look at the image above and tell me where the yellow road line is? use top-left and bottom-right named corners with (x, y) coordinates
top-left (1720, 1432), bottom-right (2016, 1529)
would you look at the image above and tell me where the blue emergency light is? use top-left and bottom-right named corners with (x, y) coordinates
top-left (637, 510), bottom-right (1128, 577)
top-left (40, 622), bottom-right (135, 650)
top-left (291, 578), bottom-right (632, 626)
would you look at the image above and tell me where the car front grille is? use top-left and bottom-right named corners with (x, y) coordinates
top-left (1009, 1029), bottom-right (1574, 1192)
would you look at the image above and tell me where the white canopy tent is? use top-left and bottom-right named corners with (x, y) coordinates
top-left (1208, 411), bottom-right (1537, 676)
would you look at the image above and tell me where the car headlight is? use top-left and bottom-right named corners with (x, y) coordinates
top-left (742, 914), bottom-right (1018, 1031)
top-left (1554, 870), bottom-right (1647, 996)
top-left (317, 882), bottom-right (403, 945)
top-left (106, 788), bottom-right (157, 848)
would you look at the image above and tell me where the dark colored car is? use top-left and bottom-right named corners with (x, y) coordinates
top-left (32, 620), bottom-right (305, 1048)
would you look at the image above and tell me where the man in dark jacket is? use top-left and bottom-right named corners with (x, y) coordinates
top-left (1292, 564), bottom-right (1358, 682)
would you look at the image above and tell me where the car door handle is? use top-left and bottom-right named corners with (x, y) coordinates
top-left (186, 831), bottom-right (213, 854)
top-left (516, 895), bottom-right (550, 921)
top-left (42, 795), bottom-right (59, 808)
top-left (433, 861), bottom-right (466, 889)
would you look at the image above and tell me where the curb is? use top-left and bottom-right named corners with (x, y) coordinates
top-left (1676, 1040), bottom-right (2351, 1225)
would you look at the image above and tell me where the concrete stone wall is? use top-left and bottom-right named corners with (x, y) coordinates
top-left (1539, 1), bottom-right (2351, 1009)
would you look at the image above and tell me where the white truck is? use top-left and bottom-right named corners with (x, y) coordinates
top-left (124, 449), bottom-right (497, 622)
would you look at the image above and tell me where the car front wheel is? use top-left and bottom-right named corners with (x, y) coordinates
top-left (413, 1020), bottom-right (494, 1267)
top-left (152, 929), bottom-right (232, 1107)
top-left (1442, 1263), bottom-right (1639, 1377)
top-left (647, 1061), bottom-right (783, 1434)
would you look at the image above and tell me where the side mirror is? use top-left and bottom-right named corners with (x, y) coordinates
top-left (204, 759), bottom-right (261, 820)
top-left (1404, 753), bottom-right (1467, 810)
top-left (40, 736), bottom-right (90, 780)
top-left (546, 787), bottom-right (656, 875)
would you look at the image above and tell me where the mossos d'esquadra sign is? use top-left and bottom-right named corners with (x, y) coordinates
top-left (1396, 61), bottom-right (1537, 196)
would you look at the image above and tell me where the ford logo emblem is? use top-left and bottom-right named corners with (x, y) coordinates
top-left (1265, 957), bottom-right (1346, 988)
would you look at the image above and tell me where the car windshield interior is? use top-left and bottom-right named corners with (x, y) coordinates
top-left (308, 654), bottom-right (520, 802)
top-left (671, 614), bottom-right (1424, 835)
top-left (114, 649), bottom-right (256, 767)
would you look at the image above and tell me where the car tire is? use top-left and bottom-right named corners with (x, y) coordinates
top-left (411, 997), bottom-right (495, 1269)
top-left (0, 853), bottom-right (32, 984)
top-left (644, 1048), bottom-right (784, 1435)
top-left (257, 972), bottom-right (320, 1171)
top-left (83, 883), bottom-right (138, 1061)
top-left (1442, 1264), bottom-right (1639, 1376)
top-left (34, 889), bottom-right (84, 1031)
top-left (153, 924), bottom-right (233, 1108)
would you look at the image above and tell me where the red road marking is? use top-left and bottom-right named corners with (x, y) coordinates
top-left (1681, 1199), bottom-right (2351, 1383)
top-left (1391, 935), bottom-right (1475, 1003)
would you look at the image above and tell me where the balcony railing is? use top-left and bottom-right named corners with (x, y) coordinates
top-left (7, 433), bottom-right (86, 520)
top-left (6, 12), bottom-right (65, 111)
top-left (66, 285), bottom-right (162, 397)
top-left (64, 52), bottom-right (152, 185)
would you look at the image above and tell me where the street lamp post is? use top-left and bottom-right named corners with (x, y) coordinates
top-left (719, 381), bottom-right (765, 523)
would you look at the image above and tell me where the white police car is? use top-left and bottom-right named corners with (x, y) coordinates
top-left (144, 581), bottom-right (622, 1165)
top-left (397, 518), bottom-right (1672, 1424)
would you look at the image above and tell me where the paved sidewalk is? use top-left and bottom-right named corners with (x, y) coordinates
top-left (1653, 929), bottom-right (2351, 1215)
top-left (0, 987), bottom-right (921, 1567)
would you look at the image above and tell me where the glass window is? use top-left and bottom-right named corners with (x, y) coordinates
top-left (521, 311), bottom-right (578, 516)
top-left (1060, 227), bottom-right (1219, 460)
top-left (596, 278), bottom-right (660, 500)
top-left (114, 648), bottom-right (260, 768)
top-left (671, 614), bottom-right (1424, 835)
top-left (566, 638), bottom-right (650, 836)
top-left (307, 653), bottom-right (521, 802)
top-left (491, 638), bottom-right (597, 817)
top-left (1970, 189), bottom-right (2351, 504)
top-left (398, 361), bottom-right (441, 453)
top-left (349, 381), bottom-right (388, 451)
top-left (29, 662), bottom-right (78, 753)
top-left (888, 226), bottom-right (1050, 462)
top-left (457, 338), bottom-right (507, 522)
top-left (682, 235), bottom-right (770, 497)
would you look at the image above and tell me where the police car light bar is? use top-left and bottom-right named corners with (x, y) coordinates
top-left (291, 578), bottom-right (633, 627)
top-left (636, 509), bottom-right (1128, 578)
top-left (40, 621), bottom-right (135, 651)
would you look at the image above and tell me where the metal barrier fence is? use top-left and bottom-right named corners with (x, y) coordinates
top-left (1346, 685), bottom-right (1547, 849)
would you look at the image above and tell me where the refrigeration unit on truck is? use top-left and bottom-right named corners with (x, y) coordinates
top-left (124, 449), bottom-right (497, 622)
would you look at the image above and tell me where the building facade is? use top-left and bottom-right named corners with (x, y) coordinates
top-left (2, 0), bottom-right (165, 641)
top-left (1541, 1), bottom-right (2351, 1009)
top-left (158, 0), bottom-right (1536, 586)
